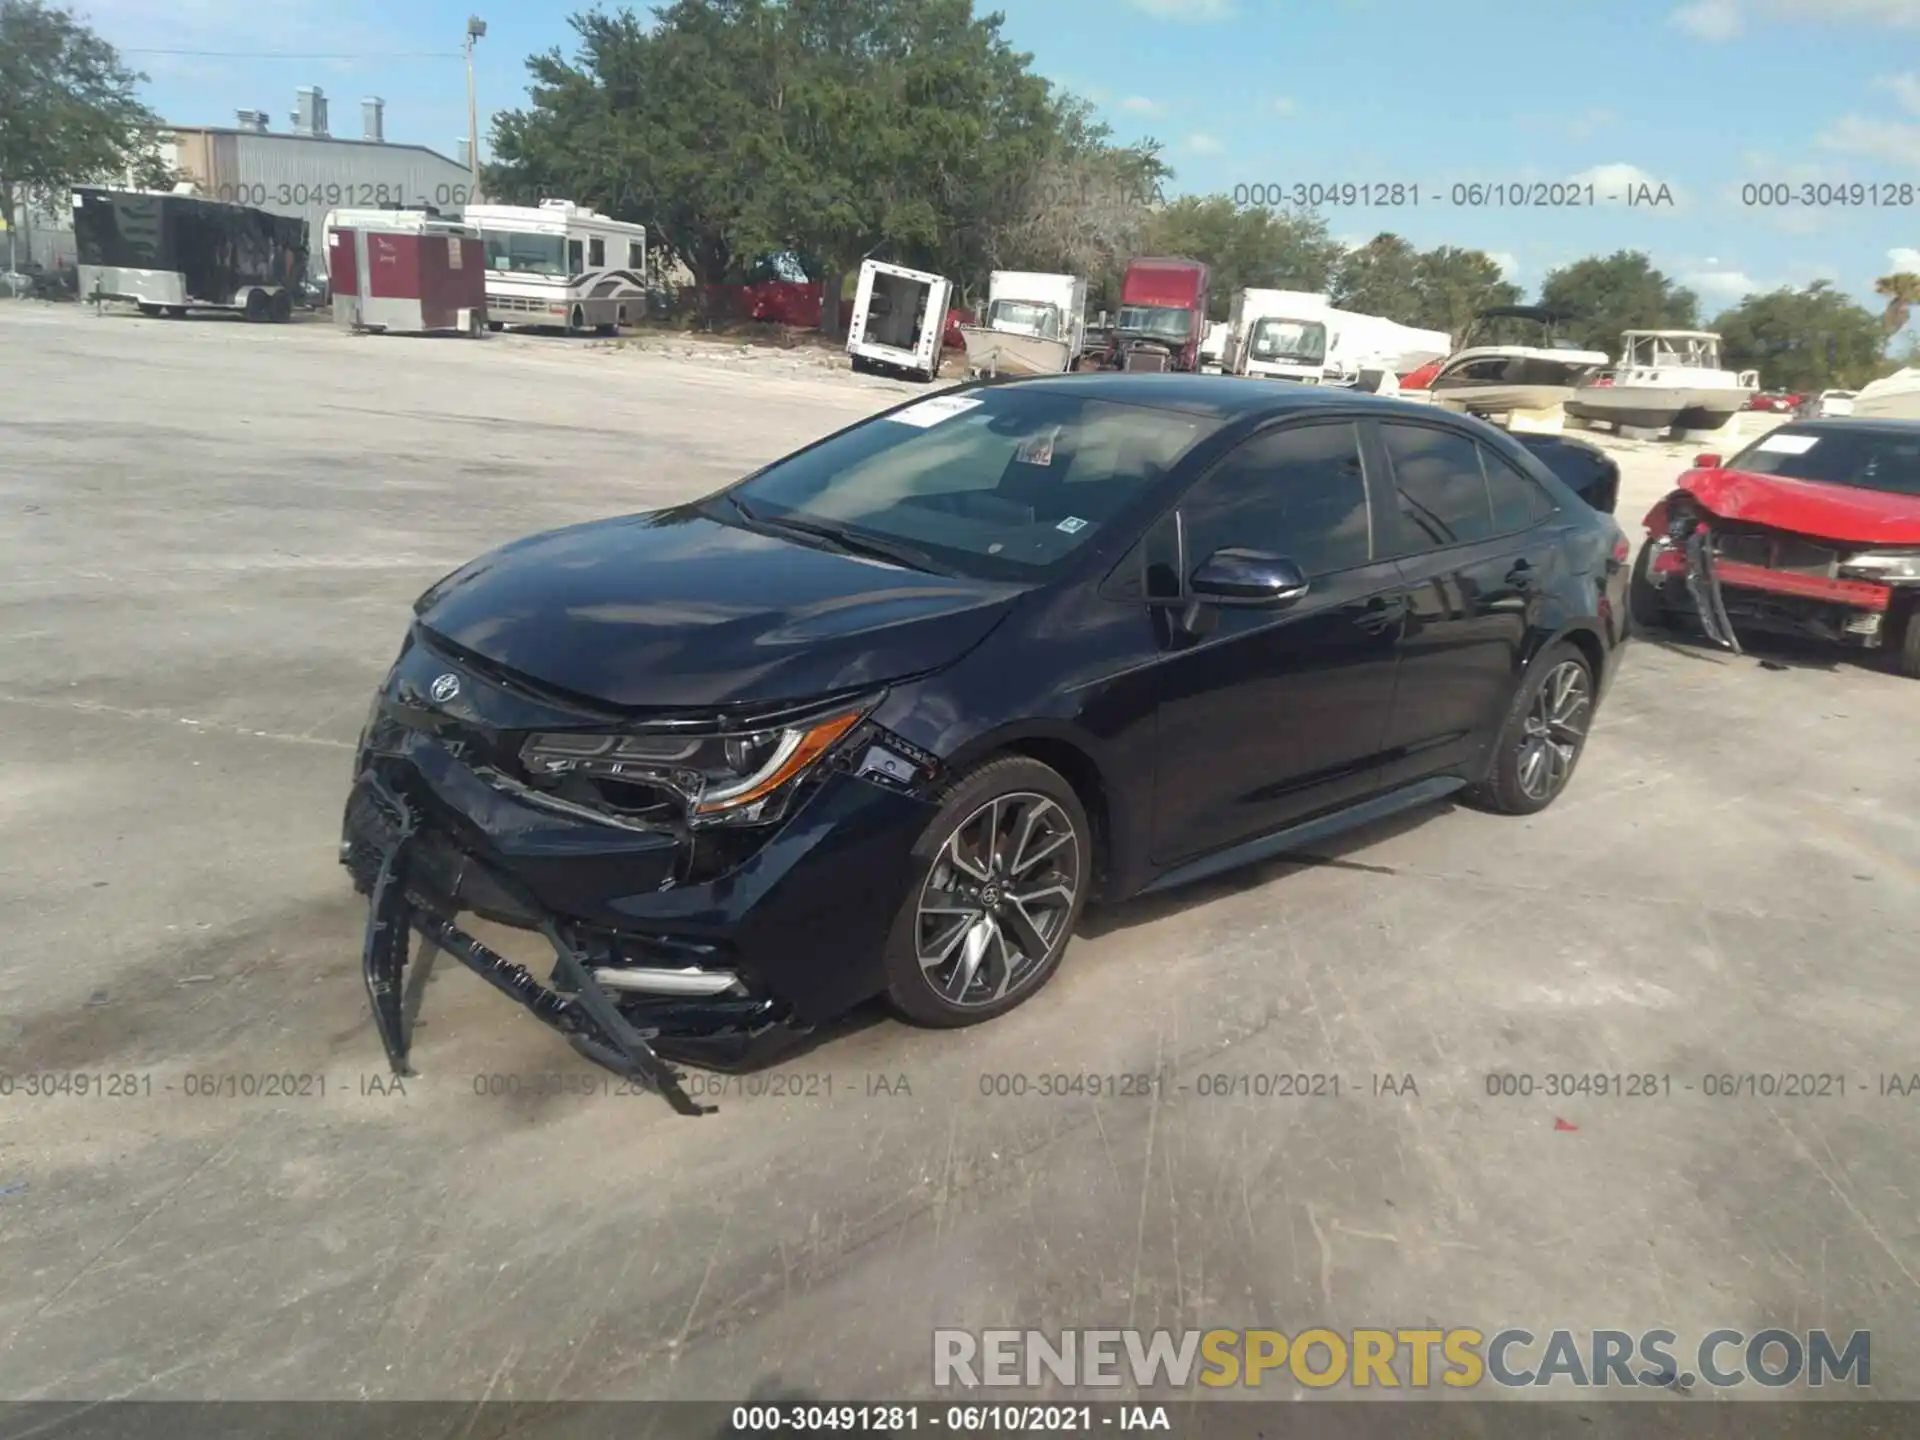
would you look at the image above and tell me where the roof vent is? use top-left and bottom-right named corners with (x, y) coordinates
top-left (362, 97), bottom-right (384, 143)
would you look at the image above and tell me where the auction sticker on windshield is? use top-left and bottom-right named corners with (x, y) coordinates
top-left (886, 395), bottom-right (985, 428)
top-left (1756, 432), bottom-right (1821, 455)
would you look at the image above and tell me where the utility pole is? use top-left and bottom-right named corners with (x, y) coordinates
top-left (465, 16), bottom-right (487, 202)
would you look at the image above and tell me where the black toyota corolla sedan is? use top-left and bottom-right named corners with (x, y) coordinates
top-left (344, 375), bottom-right (1631, 1112)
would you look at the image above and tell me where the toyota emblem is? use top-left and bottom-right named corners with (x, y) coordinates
top-left (429, 672), bottom-right (461, 703)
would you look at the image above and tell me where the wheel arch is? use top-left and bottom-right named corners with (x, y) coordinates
top-left (941, 723), bottom-right (1122, 900)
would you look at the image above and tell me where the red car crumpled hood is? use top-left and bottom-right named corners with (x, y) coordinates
top-left (1667, 467), bottom-right (1920, 547)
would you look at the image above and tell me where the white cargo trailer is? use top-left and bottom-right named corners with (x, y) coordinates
top-left (847, 259), bottom-right (953, 383)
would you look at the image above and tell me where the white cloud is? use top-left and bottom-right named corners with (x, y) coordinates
top-left (1673, 0), bottom-right (1920, 37)
top-left (1890, 247), bottom-right (1920, 270)
top-left (1565, 107), bottom-right (1618, 140)
top-left (1487, 251), bottom-right (1521, 280)
top-left (1126, 0), bottom-right (1237, 19)
top-left (1671, 0), bottom-right (1743, 38)
top-left (1185, 132), bottom-right (1226, 155)
top-left (1567, 163), bottom-right (1683, 207)
top-left (1121, 96), bottom-right (1165, 115)
top-left (1874, 73), bottom-right (1920, 113)
top-left (1334, 234), bottom-right (1368, 252)
top-left (1272, 96), bottom-right (1297, 116)
top-left (1684, 268), bottom-right (1765, 300)
top-left (1818, 114), bottom-right (1920, 165)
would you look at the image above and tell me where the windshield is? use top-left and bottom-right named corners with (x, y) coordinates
top-left (481, 230), bottom-right (567, 275)
top-left (1116, 305), bottom-right (1193, 341)
top-left (986, 298), bottom-right (1061, 339)
top-left (1728, 426), bottom-right (1920, 498)
top-left (724, 388), bottom-right (1218, 580)
top-left (1248, 317), bottom-right (1327, 365)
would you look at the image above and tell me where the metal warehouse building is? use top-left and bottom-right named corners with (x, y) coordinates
top-left (15, 87), bottom-right (474, 281)
top-left (166, 89), bottom-right (474, 280)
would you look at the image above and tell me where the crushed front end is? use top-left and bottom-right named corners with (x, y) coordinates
top-left (1639, 491), bottom-right (1913, 654)
top-left (340, 627), bottom-right (946, 1114)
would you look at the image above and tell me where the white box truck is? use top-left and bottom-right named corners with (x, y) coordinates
top-left (1228, 289), bottom-right (1336, 382)
top-left (847, 259), bottom-right (954, 382)
top-left (958, 270), bottom-right (1088, 377)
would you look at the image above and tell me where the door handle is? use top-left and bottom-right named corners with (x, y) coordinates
top-left (1355, 595), bottom-right (1406, 633)
top-left (1505, 559), bottom-right (1536, 590)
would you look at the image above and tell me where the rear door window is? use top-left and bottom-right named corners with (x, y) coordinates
top-left (1380, 422), bottom-right (1494, 552)
top-left (1481, 446), bottom-right (1557, 532)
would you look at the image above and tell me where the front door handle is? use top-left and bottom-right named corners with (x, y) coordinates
top-left (1355, 595), bottom-right (1407, 634)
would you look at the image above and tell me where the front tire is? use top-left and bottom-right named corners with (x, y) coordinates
top-left (1627, 543), bottom-right (1669, 632)
top-left (1467, 643), bottom-right (1596, 816)
top-left (883, 757), bottom-right (1091, 1027)
top-left (1895, 603), bottom-right (1920, 680)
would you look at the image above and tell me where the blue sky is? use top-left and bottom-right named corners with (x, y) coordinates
top-left (81, 0), bottom-right (1920, 320)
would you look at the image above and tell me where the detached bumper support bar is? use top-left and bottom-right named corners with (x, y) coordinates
top-left (357, 774), bottom-right (716, 1116)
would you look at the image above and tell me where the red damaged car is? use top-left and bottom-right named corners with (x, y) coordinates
top-left (1629, 418), bottom-right (1920, 675)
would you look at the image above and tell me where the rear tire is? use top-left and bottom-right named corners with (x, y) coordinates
top-left (1465, 642), bottom-right (1596, 816)
top-left (138, 303), bottom-right (162, 317)
top-left (1627, 543), bottom-right (1669, 632)
top-left (882, 756), bottom-right (1091, 1028)
top-left (487, 319), bottom-right (504, 332)
top-left (269, 289), bottom-right (293, 323)
top-left (244, 289), bottom-right (270, 323)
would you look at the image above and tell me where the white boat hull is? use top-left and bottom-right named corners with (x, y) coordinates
top-left (1564, 385), bottom-right (1751, 432)
top-left (1853, 369), bottom-right (1920, 420)
top-left (1432, 383), bottom-right (1580, 414)
top-left (960, 327), bottom-right (1073, 377)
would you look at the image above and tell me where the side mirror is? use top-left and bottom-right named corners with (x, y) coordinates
top-left (1188, 548), bottom-right (1309, 606)
top-left (1693, 453), bottom-right (1721, 470)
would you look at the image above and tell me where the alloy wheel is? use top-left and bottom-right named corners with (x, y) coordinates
top-left (1516, 660), bottom-right (1592, 803)
top-left (914, 792), bottom-right (1081, 1008)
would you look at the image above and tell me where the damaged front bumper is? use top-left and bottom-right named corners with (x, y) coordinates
top-left (350, 771), bottom-right (727, 1115)
top-left (340, 645), bottom-right (947, 1114)
top-left (1644, 530), bottom-right (1896, 652)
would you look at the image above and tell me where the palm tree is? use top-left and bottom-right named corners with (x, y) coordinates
top-left (1874, 272), bottom-right (1920, 336)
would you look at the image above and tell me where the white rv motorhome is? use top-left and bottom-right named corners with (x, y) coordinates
top-left (461, 199), bottom-right (646, 334)
top-left (847, 259), bottom-right (954, 382)
top-left (959, 270), bottom-right (1087, 377)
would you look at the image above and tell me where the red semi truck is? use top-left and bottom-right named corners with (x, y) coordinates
top-left (1096, 256), bottom-right (1211, 372)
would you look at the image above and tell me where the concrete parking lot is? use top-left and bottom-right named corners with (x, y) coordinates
top-left (1, 303), bottom-right (1917, 1408)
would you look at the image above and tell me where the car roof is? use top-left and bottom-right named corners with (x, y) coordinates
top-left (970, 372), bottom-right (1464, 425)
top-left (1765, 417), bottom-right (1920, 436)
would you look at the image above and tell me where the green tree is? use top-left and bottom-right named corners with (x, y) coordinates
top-left (1713, 281), bottom-right (1886, 393)
top-left (1143, 195), bottom-right (1342, 320)
top-left (1536, 250), bottom-right (1700, 355)
top-left (0, 0), bottom-right (161, 272)
top-left (1873, 271), bottom-right (1920, 337)
top-left (1329, 233), bottom-right (1422, 320)
top-left (1411, 245), bottom-right (1522, 346)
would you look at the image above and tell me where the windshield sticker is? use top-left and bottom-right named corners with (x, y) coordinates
top-left (1056, 516), bottom-right (1088, 534)
top-left (1756, 432), bottom-right (1820, 455)
top-left (1015, 427), bottom-right (1060, 466)
top-left (885, 395), bottom-right (984, 428)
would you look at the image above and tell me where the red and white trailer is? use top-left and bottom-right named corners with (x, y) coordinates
top-left (324, 208), bottom-right (487, 337)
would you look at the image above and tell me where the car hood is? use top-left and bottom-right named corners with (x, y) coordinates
top-left (1674, 467), bottom-right (1920, 547)
top-left (415, 509), bottom-right (1027, 709)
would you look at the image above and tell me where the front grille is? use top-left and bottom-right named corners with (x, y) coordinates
top-left (1123, 352), bottom-right (1170, 373)
top-left (1714, 532), bottom-right (1838, 577)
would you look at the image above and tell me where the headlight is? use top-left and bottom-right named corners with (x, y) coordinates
top-left (519, 704), bottom-right (870, 826)
top-left (1838, 549), bottom-right (1920, 583)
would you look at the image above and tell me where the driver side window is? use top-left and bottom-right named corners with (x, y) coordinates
top-left (1178, 422), bottom-right (1373, 578)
